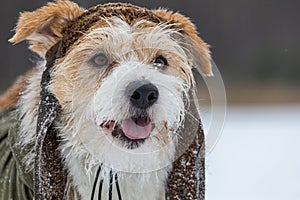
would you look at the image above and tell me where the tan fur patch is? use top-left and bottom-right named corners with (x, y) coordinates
top-left (154, 9), bottom-right (212, 76)
top-left (9, 0), bottom-right (84, 57)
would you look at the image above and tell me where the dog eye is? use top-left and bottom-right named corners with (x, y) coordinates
top-left (91, 53), bottom-right (109, 67)
top-left (153, 55), bottom-right (168, 69)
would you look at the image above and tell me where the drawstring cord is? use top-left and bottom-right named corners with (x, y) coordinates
top-left (91, 165), bottom-right (122, 200)
top-left (108, 170), bottom-right (113, 200)
top-left (115, 173), bottom-right (122, 200)
top-left (91, 165), bottom-right (102, 200)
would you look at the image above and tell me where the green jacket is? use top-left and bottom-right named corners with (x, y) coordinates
top-left (0, 108), bottom-right (33, 200)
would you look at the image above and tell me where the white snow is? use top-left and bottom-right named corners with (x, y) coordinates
top-left (206, 104), bottom-right (300, 200)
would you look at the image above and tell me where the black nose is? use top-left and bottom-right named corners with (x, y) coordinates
top-left (129, 83), bottom-right (159, 109)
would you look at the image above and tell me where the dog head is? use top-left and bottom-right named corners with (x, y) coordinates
top-left (11, 1), bottom-right (212, 173)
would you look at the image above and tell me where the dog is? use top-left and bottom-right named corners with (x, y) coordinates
top-left (0, 1), bottom-right (212, 199)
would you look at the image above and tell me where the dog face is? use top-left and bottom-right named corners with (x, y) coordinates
top-left (49, 18), bottom-right (194, 171)
top-left (10, 1), bottom-right (211, 198)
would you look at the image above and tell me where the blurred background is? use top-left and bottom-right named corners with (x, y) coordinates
top-left (1, 0), bottom-right (299, 199)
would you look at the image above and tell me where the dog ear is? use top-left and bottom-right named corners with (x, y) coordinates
top-left (154, 10), bottom-right (213, 76)
top-left (9, 0), bottom-right (84, 58)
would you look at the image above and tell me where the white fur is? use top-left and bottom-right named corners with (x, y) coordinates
top-left (16, 64), bottom-right (44, 170)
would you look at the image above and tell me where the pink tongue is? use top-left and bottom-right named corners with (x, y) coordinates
top-left (122, 117), bottom-right (152, 139)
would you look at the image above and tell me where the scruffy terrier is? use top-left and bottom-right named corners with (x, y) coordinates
top-left (0, 1), bottom-right (212, 199)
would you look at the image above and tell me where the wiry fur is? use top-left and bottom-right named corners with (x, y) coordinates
top-left (3, 1), bottom-right (212, 199)
top-left (49, 19), bottom-right (191, 199)
top-left (16, 65), bottom-right (44, 170)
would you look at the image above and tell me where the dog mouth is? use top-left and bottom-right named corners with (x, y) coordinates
top-left (100, 116), bottom-right (152, 148)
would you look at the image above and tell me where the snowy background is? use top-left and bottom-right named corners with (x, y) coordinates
top-left (206, 105), bottom-right (300, 200)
